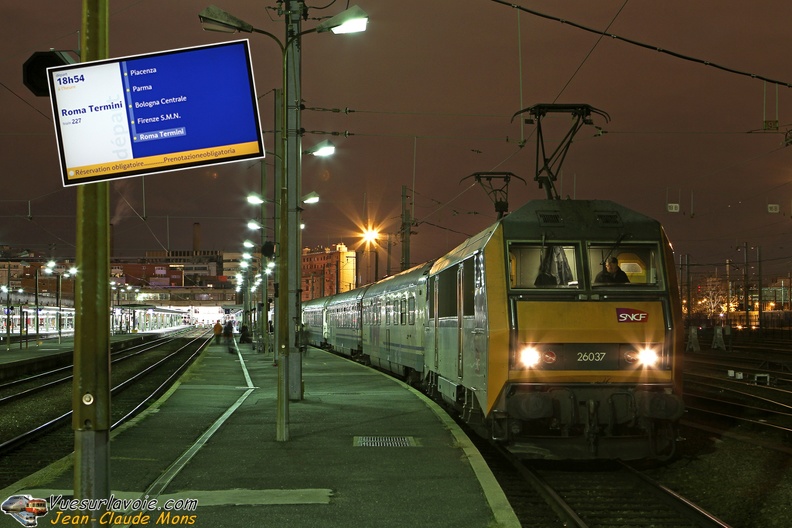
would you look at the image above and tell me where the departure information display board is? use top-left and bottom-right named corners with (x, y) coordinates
top-left (47, 40), bottom-right (264, 186)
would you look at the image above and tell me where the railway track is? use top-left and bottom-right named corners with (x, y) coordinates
top-left (683, 344), bottom-right (792, 451)
top-left (0, 329), bottom-right (211, 488)
top-left (461, 419), bottom-right (731, 528)
top-left (525, 460), bottom-right (730, 528)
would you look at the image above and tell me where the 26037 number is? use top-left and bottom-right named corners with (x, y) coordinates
top-left (577, 352), bottom-right (606, 362)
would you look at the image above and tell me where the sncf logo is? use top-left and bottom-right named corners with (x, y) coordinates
top-left (616, 308), bottom-right (648, 323)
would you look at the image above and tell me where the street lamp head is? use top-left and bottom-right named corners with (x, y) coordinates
top-left (198, 5), bottom-right (254, 33)
top-left (247, 193), bottom-right (265, 205)
top-left (247, 220), bottom-right (262, 230)
top-left (363, 228), bottom-right (379, 244)
top-left (316, 5), bottom-right (369, 34)
top-left (301, 191), bottom-right (320, 204)
top-left (304, 140), bottom-right (335, 157)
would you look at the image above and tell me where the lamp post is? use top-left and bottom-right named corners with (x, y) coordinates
top-left (3, 262), bottom-right (10, 351)
top-left (44, 261), bottom-right (77, 344)
top-left (240, 254), bottom-right (252, 329)
top-left (363, 228), bottom-right (380, 283)
top-left (2, 285), bottom-right (9, 351)
top-left (247, 189), bottom-right (269, 355)
top-left (199, 2), bottom-right (367, 442)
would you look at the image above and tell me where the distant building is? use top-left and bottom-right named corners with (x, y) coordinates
top-left (145, 249), bottom-right (222, 287)
top-left (301, 243), bottom-right (357, 301)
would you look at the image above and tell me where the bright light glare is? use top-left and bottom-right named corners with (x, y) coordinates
top-left (310, 143), bottom-right (335, 157)
top-left (363, 228), bottom-right (379, 243)
top-left (332, 17), bottom-right (367, 34)
top-left (519, 346), bottom-right (541, 368)
top-left (247, 195), bottom-right (264, 205)
top-left (637, 347), bottom-right (659, 367)
top-left (247, 220), bottom-right (262, 230)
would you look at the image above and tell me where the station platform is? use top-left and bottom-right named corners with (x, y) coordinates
top-left (1, 339), bottom-right (519, 528)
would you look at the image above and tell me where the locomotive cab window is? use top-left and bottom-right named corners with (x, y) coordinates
top-left (509, 244), bottom-right (579, 289)
top-left (588, 244), bottom-right (663, 288)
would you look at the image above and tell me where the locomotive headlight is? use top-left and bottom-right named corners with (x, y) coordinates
top-left (624, 346), bottom-right (660, 367)
top-left (637, 347), bottom-right (659, 367)
top-left (519, 346), bottom-right (542, 368)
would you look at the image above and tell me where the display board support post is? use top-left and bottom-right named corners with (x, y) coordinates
top-left (72, 1), bottom-right (112, 524)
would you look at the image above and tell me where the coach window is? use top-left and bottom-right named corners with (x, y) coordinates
top-left (509, 244), bottom-right (579, 288)
top-left (393, 299), bottom-right (400, 325)
top-left (408, 296), bottom-right (416, 325)
top-left (462, 258), bottom-right (475, 315)
top-left (428, 278), bottom-right (435, 319)
top-left (437, 266), bottom-right (458, 317)
top-left (400, 298), bottom-right (407, 325)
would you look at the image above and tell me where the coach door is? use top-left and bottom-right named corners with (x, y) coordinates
top-left (430, 277), bottom-right (439, 370)
top-left (457, 264), bottom-right (465, 378)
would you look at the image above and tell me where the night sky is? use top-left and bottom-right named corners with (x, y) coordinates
top-left (3, 1), bottom-right (792, 279)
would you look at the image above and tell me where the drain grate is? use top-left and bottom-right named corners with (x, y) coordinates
top-left (353, 436), bottom-right (418, 447)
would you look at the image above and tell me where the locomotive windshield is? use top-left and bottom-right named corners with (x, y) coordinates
top-left (509, 244), bottom-right (579, 288)
top-left (588, 243), bottom-right (663, 288)
top-left (508, 242), bottom-right (665, 289)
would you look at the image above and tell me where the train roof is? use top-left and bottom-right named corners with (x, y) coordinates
top-left (501, 199), bottom-right (664, 241)
top-left (430, 224), bottom-right (499, 275)
top-left (430, 199), bottom-right (668, 275)
top-left (365, 261), bottom-right (434, 296)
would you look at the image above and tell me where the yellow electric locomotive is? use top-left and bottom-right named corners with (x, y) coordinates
top-left (424, 198), bottom-right (684, 460)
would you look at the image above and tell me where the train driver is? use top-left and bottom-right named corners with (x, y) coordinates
top-left (594, 256), bottom-right (630, 284)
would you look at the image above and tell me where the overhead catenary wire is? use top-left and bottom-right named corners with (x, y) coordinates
top-left (489, 0), bottom-right (792, 88)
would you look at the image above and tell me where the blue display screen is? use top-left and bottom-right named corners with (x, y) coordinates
top-left (48, 40), bottom-right (264, 186)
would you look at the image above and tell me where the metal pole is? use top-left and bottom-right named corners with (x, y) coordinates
top-left (757, 246), bottom-right (762, 330)
top-left (57, 274), bottom-right (62, 344)
top-left (743, 242), bottom-right (749, 328)
top-left (73, 1), bottom-right (111, 521)
top-left (243, 264), bottom-right (251, 329)
top-left (726, 259), bottom-right (731, 326)
top-left (276, 186), bottom-right (290, 441)
top-left (5, 263), bottom-right (10, 351)
top-left (685, 254), bottom-right (691, 327)
top-left (273, 88), bottom-right (282, 363)
top-left (260, 158), bottom-right (268, 355)
top-left (275, 17), bottom-right (292, 438)
top-left (286, 0), bottom-right (304, 402)
top-left (401, 185), bottom-right (411, 271)
top-left (34, 268), bottom-right (39, 342)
